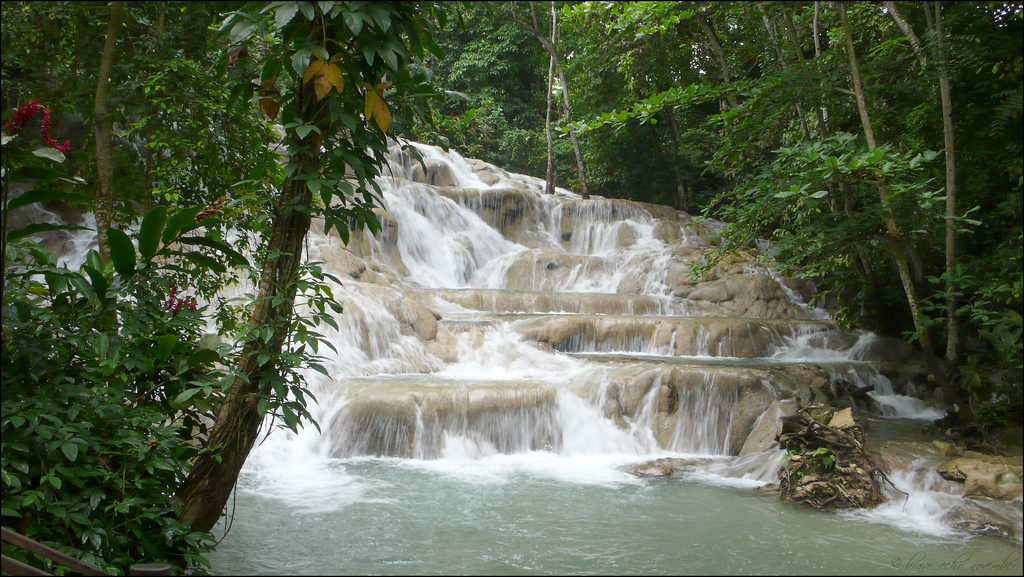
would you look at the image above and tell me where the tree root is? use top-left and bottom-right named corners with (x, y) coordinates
top-left (777, 406), bottom-right (884, 509)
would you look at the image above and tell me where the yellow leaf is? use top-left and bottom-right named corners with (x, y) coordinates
top-left (313, 74), bottom-right (332, 100)
top-left (362, 84), bottom-right (376, 120)
top-left (373, 99), bottom-right (390, 132)
top-left (324, 63), bottom-right (344, 95)
top-left (303, 58), bottom-right (326, 84)
top-left (259, 79), bottom-right (280, 120)
top-left (308, 59), bottom-right (344, 101)
top-left (362, 81), bottom-right (391, 132)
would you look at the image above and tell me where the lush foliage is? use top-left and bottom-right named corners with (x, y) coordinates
top-left (406, 2), bottom-right (1021, 433)
top-left (1, 0), bottom-right (1021, 569)
top-left (3, 0), bottom-right (445, 571)
top-left (1, 128), bottom-right (245, 572)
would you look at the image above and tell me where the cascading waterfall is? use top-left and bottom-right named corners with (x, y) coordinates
top-left (230, 141), bottom-right (983, 503)
top-left (18, 139), bottom-right (1018, 573)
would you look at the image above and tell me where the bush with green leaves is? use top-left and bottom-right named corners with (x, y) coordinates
top-left (1, 127), bottom-right (251, 573)
top-left (695, 132), bottom-right (953, 330)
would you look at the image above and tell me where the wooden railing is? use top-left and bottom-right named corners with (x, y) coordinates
top-left (1, 527), bottom-right (173, 576)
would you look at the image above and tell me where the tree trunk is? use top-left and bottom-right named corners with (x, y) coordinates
top-left (884, 1), bottom-right (928, 67)
top-left (140, 12), bottom-right (166, 214)
top-left (512, 2), bottom-right (589, 198)
top-left (930, 1), bottom-right (960, 363)
top-left (544, 2), bottom-right (556, 195)
top-left (758, 3), bottom-right (810, 139)
top-left (94, 1), bottom-right (124, 263)
top-left (882, 1), bottom-right (959, 362)
top-left (551, 48), bottom-right (589, 198)
top-left (177, 180), bottom-right (312, 533)
top-left (666, 109), bottom-right (689, 211)
top-left (176, 80), bottom-right (322, 533)
top-left (838, 1), bottom-right (934, 356)
top-left (696, 14), bottom-right (740, 109)
top-left (812, 2), bottom-right (831, 132)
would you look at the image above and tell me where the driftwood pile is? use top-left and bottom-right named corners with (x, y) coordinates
top-left (776, 406), bottom-right (884, 509)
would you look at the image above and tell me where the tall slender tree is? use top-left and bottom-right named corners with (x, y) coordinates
top-left (176, 1), bottom-right (440, 533)
top-left (93, 1), bottom-right (124, 263)
top-left (838, 1), bottom-right (934, 356)
top-left (544, 2), bottom-right (556, 194)
top-left (505, 1), bottom-right (589, 198)
top-left (927, 1), bottom-right (961, 363)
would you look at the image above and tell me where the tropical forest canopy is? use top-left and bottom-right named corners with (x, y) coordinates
top-left (1, 1), bottom-right (1020, 574)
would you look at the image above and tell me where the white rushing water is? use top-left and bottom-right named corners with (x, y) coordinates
top-left (217, 141), bottom-right (1016, 559)
top-left (24, 140), bottom-right (1019, 573)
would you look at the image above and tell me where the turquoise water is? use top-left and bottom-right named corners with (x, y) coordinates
top-left (206, 456), bottom-right (1021, 576)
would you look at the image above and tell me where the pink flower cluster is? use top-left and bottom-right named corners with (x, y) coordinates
top-left (194, 198), bottom-right (225, 223)
top-left (4, 100), bottom-right (71, 152)
top-left (166, 286), bottom-right (198, 315)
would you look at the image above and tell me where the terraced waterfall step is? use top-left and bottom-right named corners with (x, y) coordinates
top-left (425, 288), bottom-right (680, 316)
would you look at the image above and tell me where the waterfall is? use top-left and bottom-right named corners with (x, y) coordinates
top-left (21, 139), bottom-right (942, 467)
top-left (232, 141), bottom-right (939, 470)
top-left (22, 139), bottom-right (992, 548)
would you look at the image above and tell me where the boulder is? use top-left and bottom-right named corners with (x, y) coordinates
top-left (827, 407), bottom-right (857, 430)
top-left (686, 273), bottom-right (811, 320)
top-left (410, 158), bottom-right (456, 187)
top-left (938, 453), bottom-right (1023, 501)
top-left (941, 498), bottom-right (1024, 542)
top-left (739, 400), bottom-right (798, 457)
top-left (465, 157), bottom-right (509, 185)
top-left (619, 457), bottom-right (698, 478)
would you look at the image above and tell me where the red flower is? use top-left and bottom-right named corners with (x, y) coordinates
top-left (166, 286), bottom-right (198, 316)
top-left (194, 198), bottom-right (225, 223)
top-left (4, 100), bottom-right (71, 152)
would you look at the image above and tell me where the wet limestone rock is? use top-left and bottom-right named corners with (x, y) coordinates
top-left (465, 157), bottom-right (510, 186)
top-left (739, 400), bottom-right (799, 457)
top-left (872, 440), bottom-right (1023, 542)
top-left (686, 273), bottom-right (811, 319)
top-left (409, 157), bottom-right (456, 187)
top-left (619, 458), bottom-right (698, 478)
top-left (777, 407), bottom-right (883, 509)
top-left (938, 452), bottom-right (1024, 501)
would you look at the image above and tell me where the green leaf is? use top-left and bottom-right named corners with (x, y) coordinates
top-left (7, 165), bottom-right (65, 182)
top-left (291, 47), bottom-right (312, 77)
top-left (60, 442), bottom-right (79, 462)
top-left (282, 405), bottom-right (299, 431)
top-left (295, 124), bottom-right (317, 139)
top-left (187, 348), bottom-right (222, 368)
top-left (172, 388), bottom-right (202, 407)
top-left (5, 223), bottom-right (89, 242)
top-left (183, 251), bottom-right (227, 274)
top-left (275, 3), bottom-right (298, 28)
top-left (230, 18), bottom-right (259, 43)
top-left (298, 1), bottom-right (314, 20)
top-left (162, 206), bottom-right (204, 244)
top-left (5, 189), bottom-right (93, 211)
top-left (178, 236), bottom-right (248, 267)
top-left (155, 334), bottom-right (179, 359)
top-left (32, 147), bottom-right (65, 163)
top-left (107, 228), bottom-right (137, 278)
top-left (138, 206), bottom-right (167, 260)
top-left (82, 265), bottom-right (108, 302)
